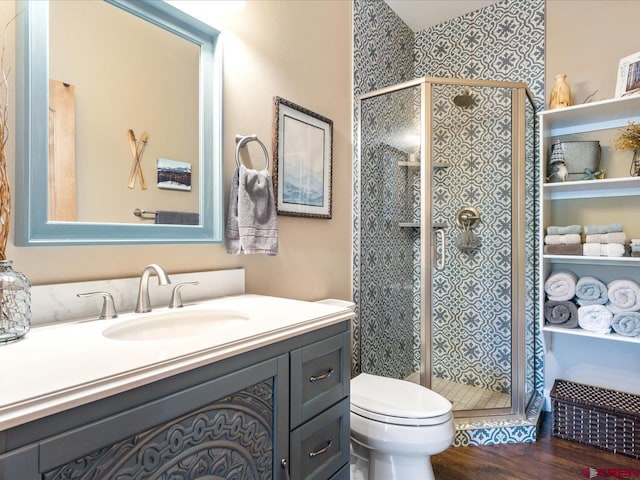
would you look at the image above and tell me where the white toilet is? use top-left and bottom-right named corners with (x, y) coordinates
top-left (350, 373), bottom-right (455, 480)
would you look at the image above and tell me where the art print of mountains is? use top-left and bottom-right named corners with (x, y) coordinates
top-left (283, 168), bottom-right (324, 206)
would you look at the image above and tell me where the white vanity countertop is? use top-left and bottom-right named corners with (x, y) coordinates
top-left (0, 294), bottom-right (354, 431)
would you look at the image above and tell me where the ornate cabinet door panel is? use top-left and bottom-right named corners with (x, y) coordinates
top-left (40, 356), bottom-right (289, 480)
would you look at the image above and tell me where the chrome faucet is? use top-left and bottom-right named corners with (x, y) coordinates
top-left (135, 264), bottom-right (171, 313)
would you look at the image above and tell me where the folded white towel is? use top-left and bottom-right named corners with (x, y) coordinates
top-left (584, 232), bottom-right (627, 244)
top-left (544, 270), bottom-right (578, 301)
top-left (631, 239), bottom-right (640, 246)
top-left (607, 279), bottom-right (640, 314)
top-left (578, 305), bottom-right (613, 334)
top-left (544, 234), bottom-right (582, 245)
top-left (582, 243), bottom-right (625, 257)
top-left (604, 243), bottom-right (625, 257)
top-left (583, 243), bottom-right (601, 257)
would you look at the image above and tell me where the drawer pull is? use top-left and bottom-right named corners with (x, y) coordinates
top-left (308, 437), bottom-right (333, 458)
top-left (309, 368), bottom-right (334, 383)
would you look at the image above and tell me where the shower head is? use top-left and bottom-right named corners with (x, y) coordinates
top-left (453, 90), bottom-right (473, 108)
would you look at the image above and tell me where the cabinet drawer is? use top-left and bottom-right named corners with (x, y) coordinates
top-left (290, 332), bottom-right (350, 427)
top-left (290, 399), bottom-right (350, 480)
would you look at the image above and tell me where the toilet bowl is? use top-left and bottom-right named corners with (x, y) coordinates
top-left (350, 373), bottom-right (455, 480)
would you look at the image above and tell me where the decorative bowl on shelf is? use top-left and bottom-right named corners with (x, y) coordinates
top-left (560, 141), bottom-right (601, 181)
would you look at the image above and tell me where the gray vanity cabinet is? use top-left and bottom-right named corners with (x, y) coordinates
top-left (0, 321), bottom-right (350, 480)
top-left (290, 333), bottom-right (351, 480)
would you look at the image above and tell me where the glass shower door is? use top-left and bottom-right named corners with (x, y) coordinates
top-left (359, 83), bottom-right (422, 381)
top-left (427, 82), bottom-right (516, 413)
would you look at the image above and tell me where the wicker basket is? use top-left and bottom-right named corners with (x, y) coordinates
top-left (551, 379), bottom-right (640, 459)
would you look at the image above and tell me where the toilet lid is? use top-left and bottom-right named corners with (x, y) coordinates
top-left (351, 373), bottom-right (452, 426)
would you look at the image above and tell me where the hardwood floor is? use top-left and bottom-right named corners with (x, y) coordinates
top-left (431, 412), bottom-right (640, 479)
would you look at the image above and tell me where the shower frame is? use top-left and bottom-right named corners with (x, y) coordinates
top-left (357, 76), bottom-right (536, 420)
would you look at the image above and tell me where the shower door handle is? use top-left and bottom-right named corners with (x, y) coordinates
top-left (434, 227), bottom-right (445, 270)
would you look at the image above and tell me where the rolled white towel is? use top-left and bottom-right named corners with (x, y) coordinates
top-left (544, 270), bottom-right (578, 301)
top-left (583, 243), bottom-right (602, 256)
top-left (544, 234), bottom-right (582, 245)
top-left (575, 276), bottom-right (608, 306)
top-left (607, 279), bottom-right (640, 314)
top-left (578, 305), bottom-right (613, 334)
top-left (584, 232), bottom-right (627, 245)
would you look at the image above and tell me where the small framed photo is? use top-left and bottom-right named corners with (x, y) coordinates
top-left (157, 158), bottom-right (192, 191)
top-left (615, 51), bottom-right (640, 98)
top-left (273, 97), bottom-right (333, 219)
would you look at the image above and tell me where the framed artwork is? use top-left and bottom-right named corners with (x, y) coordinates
top-left (273, 97), bottom-right (333, 219)
top-left (157, 158), bottom-right (192, 191)
top-left (615, 51), bottom-right (640, 98)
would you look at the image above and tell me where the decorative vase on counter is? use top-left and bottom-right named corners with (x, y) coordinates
top-left (549, 74), bottom-right (573, 110)
top-left (0, 260), bottom-right (31, 343)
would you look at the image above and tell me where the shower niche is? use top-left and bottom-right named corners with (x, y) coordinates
top-left (356, 77), bottom-right (539, 442)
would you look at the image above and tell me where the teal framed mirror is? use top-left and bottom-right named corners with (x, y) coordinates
top-left (15, 0), bottom-right (223, 245)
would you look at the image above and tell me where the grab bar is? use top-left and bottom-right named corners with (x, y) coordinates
top-left (434, 227), bottom-right (445, 271)
top-left (235, 134), bottom-right (270, 170)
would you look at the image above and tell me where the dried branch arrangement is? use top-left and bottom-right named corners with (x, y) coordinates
top-left (613, 121), bottom-right (640, 152)
top-left (0, 16), bottom-right (15, 261)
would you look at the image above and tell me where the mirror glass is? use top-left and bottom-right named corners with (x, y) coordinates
top-left (16, 0), bottom-right (223, 245)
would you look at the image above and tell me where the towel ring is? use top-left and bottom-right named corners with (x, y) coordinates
top-left (235, 134), bottom-right (270, 170)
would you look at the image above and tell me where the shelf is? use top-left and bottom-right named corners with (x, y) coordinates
top-left (543, 325), bottom-right (640, 344)
top-left (397, 222), bottom-right (449, 229)
top-left (397, 161), bottom-right (451, 169)
top-left (543, 176), bottom-right (640, 200)
top-left (544, 255), bottom-right (640, 267)
top-left (539, 95), bottom-right (640, 137)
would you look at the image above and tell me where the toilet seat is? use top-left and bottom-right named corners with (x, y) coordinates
top-left (351, 373), bottom-right (453, 426)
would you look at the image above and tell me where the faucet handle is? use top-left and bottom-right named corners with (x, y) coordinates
top-left (169, 282), bottom-right (199, 309)
top-left (77, 291), bottom-right (118, 319)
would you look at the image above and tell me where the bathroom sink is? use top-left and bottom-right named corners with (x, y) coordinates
top-left (103, 309), bottom-right (250, 341)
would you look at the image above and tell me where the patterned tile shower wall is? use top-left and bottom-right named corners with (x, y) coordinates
top-left (414, 0), bottom-right (545, 104)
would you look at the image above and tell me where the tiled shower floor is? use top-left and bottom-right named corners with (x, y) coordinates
top-left (405, 372), bottom-right (511, 411)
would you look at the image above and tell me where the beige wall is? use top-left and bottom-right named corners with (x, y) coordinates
top-left (2, 0), bottom-right (353, 303)
top-left (546, 0), bottom-right (640, 105)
